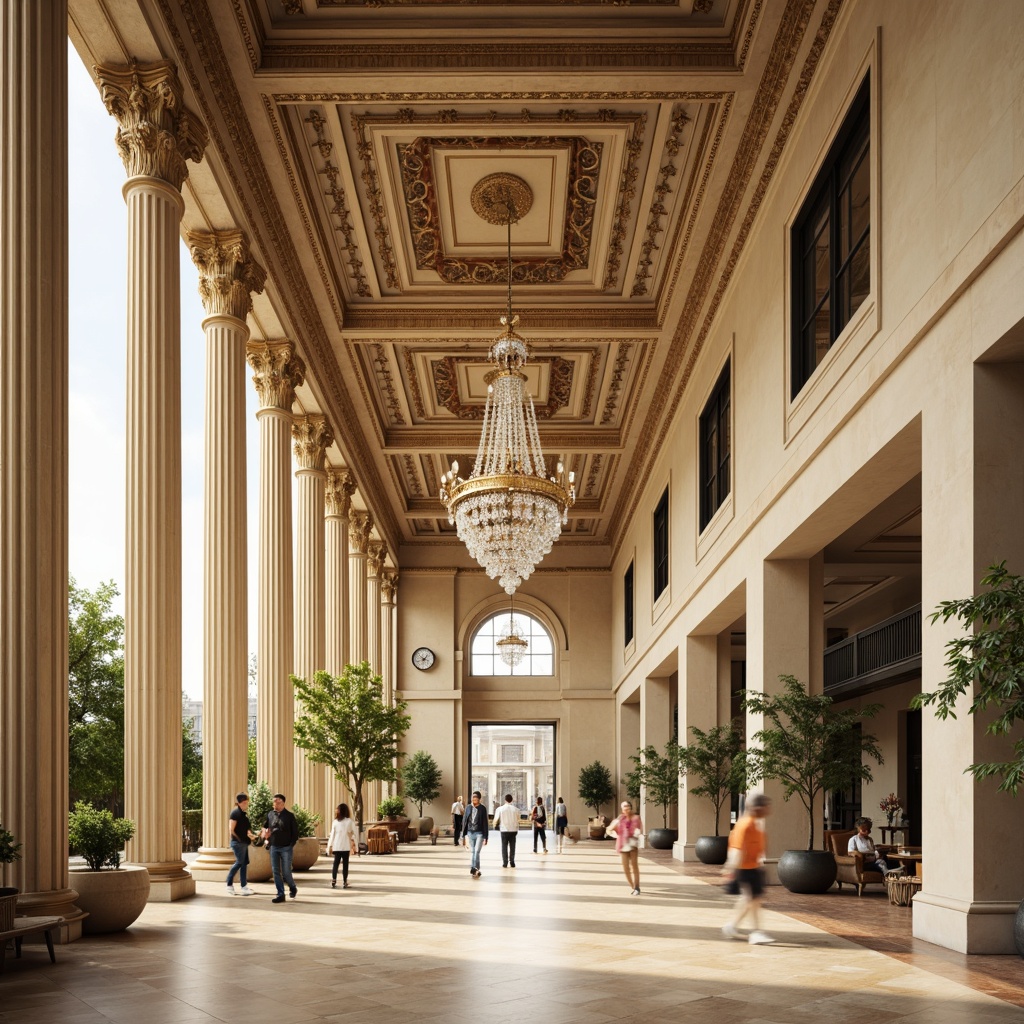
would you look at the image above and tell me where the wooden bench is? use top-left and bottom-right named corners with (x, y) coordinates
top-left (0, 916), bottom-right (64, 973)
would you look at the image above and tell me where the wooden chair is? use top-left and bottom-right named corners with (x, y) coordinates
top-left (366, 825), bottom-right (392, 854)
top-left (825, 828), bottom-right (885, 896)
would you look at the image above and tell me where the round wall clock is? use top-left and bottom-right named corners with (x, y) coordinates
top-left (411, 646), bottom-right (435, 671)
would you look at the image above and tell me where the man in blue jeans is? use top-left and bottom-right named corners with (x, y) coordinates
top-left (461, 791), bottom-right (489, 879)
top-left (261, 793), bottom-right (299, 903)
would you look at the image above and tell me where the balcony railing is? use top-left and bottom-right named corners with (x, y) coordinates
top-left (824, 604), bottom-right (921, 696)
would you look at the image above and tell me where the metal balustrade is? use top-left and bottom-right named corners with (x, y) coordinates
top-left (824, 604), bottom-right (922, 695)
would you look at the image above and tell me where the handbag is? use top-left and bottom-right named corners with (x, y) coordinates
top-left (621, 835), bottom-right (638, 852)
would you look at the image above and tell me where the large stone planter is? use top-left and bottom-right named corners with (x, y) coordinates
top-left (416, 816), bottom-right (434, 836)
top-left (292, 836), bottom-right (321, 871)
top-left (647, 828), bottom-right (677, 850)
top-left (695, 835), bottom-right (730, 865)
top-left (244, 843), bottom-right (272, 883)
top-left (777, 850), bottom-right (837, 894)
top-left (72, 864), bottom-right (150, 934)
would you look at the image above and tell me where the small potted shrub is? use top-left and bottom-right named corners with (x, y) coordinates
top-left (68, 801), bottom-right (150, 933)
top-left (678, 723), bottom-right (746, 864)
top-left (377, 795), bottom-right (406, 820)
top-left (291, 804), bottom-right (323, 871)
top-left (0, 821), bottom-right (22, 931)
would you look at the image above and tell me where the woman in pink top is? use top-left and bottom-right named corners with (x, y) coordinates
top-left (606, 800), bottom-right (643, 894)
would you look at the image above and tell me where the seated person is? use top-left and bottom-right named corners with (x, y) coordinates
top-left (848, 817), bottom-right (900, 874)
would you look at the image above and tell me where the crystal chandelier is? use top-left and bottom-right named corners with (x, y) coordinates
top-left (440, 173), bottom-right (575, 595)
top-left (496, 598), bottom-right (528, 669)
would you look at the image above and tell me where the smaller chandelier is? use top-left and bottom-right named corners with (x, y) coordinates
top-left (496, 599), bottom-right (529, 669)
top-left (440, 173), bottom-right (575, 595)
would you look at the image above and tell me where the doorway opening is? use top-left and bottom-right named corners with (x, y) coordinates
top-left (468, 723), bottom-right (555, 817)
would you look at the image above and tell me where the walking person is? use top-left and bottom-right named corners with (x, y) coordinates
top-left (451, 794), bottom-right (465, 846)
top-left (461, 791), bottom-right (489, 878)
top-left (261, 793), bottom-right (299, 904)
top-left (494, 793), bottom-right (521, 868)
top-left (554, 796), bottom-right (568, 853)
top-left (531, 796), bottom-right (548, 853)
top-left (226, 792), bottom-right (256, 895)
top-left (607, 800), bottom-right (643, 894)
top-left (327, 803), bottom-right (357, 889)
top-left (722, 792), bottom-right (774, 944)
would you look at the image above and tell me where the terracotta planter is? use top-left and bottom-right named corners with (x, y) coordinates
top-left (72, 864), bottom-right (150, 934)
top-left (292, 836), bottom-right (321, 871)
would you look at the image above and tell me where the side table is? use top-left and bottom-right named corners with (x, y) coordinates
top-left (886, 874), bottom-right (922, 907)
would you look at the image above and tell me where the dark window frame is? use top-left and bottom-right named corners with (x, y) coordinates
top-left (624, 561), bottom-right (634, 647)
top-left (791, 76), bottom-right (871, 399)
top-left (653, 487), bottom-right (669, 601)
top-left (699, 360), bottom-right (731, 531)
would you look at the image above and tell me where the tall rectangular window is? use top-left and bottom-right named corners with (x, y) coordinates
top-left (699, 360), bottom-right (731, 531)
top-left (624, 561), bottom-right (634, 646)
top-left (791, 76), bottom-right (870, 398)
top-left (653, 487), bottom-right (669, 601)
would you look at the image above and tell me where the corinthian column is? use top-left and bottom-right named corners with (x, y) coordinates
top-left (366, 540), bottom-right (387, 674)
top-left (187, 230), bottom-right (265, 882)
top-left (381, 571), bottom-right (398, 704)
top-left (292, 415), bottom-right (333, 820)
top-left (348, 512), bottom-right (372, 665)
top-left (98, 59), bottom-right (207, 901)
top-left (247, 341), bottom-right (304, 803)
top-left (0, 0), bottom-right (84, 938)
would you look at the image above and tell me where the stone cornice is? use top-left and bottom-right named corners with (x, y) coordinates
top-left (292, 415), bottom-right (333, 471)
top-left (95, 59), bottom-right (207, 189)
top-left (366, 540), bottom-right (388, 580)
top-left (324, 466), bottom-right (356, 518)
top-left (187, 229), bottom-right (266, 320)
top-left (246, 340), bottom-right (305, 411)
top-left (348, 511), bottom-right (372, 553)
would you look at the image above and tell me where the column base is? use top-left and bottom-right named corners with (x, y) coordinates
top-left (672, 841), bottom-right (704, 862)
top-left (188, 846), bottom-right (236, 882)
top-left (138, 861), bottom-right (196, 902)
top-left (912, 891), bottom-right (1020, 954)
top-left (15, 887), bottom-right (86, 943)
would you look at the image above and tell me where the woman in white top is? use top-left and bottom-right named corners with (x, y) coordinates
top-left (554, 797), bottom-right (568, 853)
top-left (848, 817), bottom-right (897, 874)
top-left (328, 803), bottom-right (358, 889)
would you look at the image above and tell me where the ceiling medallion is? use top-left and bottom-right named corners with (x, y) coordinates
top-left (440, 174), bottom-right (575, 595)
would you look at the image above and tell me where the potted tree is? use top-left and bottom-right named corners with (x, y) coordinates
top-left (68, 801), bottom-right (150, 933)
top-left (402, 750), bottom-right (443, 834)
top-left (912, 561), bottom-right (1024, 956)
top-left (678, 722), bottom-right (746, 864)
top-left (0, 821), bottom-right (21, 932)
top-left (741, 676), bottom-right (882, 894)
top-left (629, 742), bottom-right (682, 849)
top-left (578, 761), bottom-right (615, 839)
top-left (291, 804), bottom-right (322, 871)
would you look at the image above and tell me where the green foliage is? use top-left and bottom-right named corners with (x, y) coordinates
top-left (629, 742), bottom-right (682, 828)
top-left (292, 804), bottom-right (321, 839)
top-left (622, 764), bottom-right (642, 803)
top-left (401, 750), bottom-right (443, 815)
top-left (678, 722), bottom-right (746, 837)
top-left (741, 675), bottom-right (882, 851)
top-left (292, 662), bottom-right (411, 831)
top-left (247, 782), bottom-right (274, 831)
top-left (68, 800), bottom-right (136, 870)
top-left (578, 760), bottom-right (615, 817)
top-left (0, 822), bottom-right (22, 865)
top-left (181, 713), bottom-right (203, 810)
top-left (247, 737), bottom-right (257, 787)
top-left (68, 578), bottom-right (125, 813)
top-left (377, 795), bottom-right (406, 819)
top-left (912, 561), bottom-right (1024, 795)
top-left (181, 809), bottom-right (203, 852)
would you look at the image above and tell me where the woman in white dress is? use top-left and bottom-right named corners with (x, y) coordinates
top-left (328, 803), bottom-right (357, 889)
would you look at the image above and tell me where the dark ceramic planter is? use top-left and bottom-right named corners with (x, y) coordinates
top-left (777, 849), bottom-right (837, 894)
top-left (647, 828), bottom-right (677, 850)
top-left (695, 835), bottom-right (730, 865)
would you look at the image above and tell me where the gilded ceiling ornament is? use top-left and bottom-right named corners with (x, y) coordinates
top-left (402, 454), bottom-right (424, 497)
top-left (367, 540), bottom-right (388, 578)
top-left (303, 109), bottom-right (333, 157)
top-left (372, 344), bottom-right (405, 424)
top-left (350, 116), bottom-right (399, 288)
top-left (693, 0), bottom-right (715, 12)
top-left (188, 229), bottom-right (267, 320)
top-left (325, 467), bottom-right (356, 517)
top-left (246, 341), bottom-right (306, 411)
top-left (601, 342), bottom-right (632, 425)
top-left (432, 355), bottom-right (573, 420)
top-left (602, 113), bottom-right (647, 290)
top-left (584, 454), bottom-right (603, 499)
top-left (348, 510), bottom-right (372, 553)
top-left (292, 415), bottom-right (334, 470)
top-left (470, 173), bottom-right (534, 225)
top-left (281, 0), bottom-right (303, 13)
top-left (96, 60), bottom-right (208, 189)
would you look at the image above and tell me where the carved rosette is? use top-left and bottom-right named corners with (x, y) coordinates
top-left (381, 570), bottom-right (398, 604)
top-left (188, 230), bottom-right (267, 320)
top-left (246, 341), bottom-right (305, 411)
top-left (348, 511), bottom-right (372, 554)
top-left (292, 415), bottom-right (333, 471)
top-left (324, 467), bottom-right (356, 518)
top-left (367, 540), bottom-right (388, 580)
top-left (95, 60), bottom-right (208, 189)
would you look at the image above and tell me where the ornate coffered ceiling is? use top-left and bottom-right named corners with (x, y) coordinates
top-left (68, 0), bottom-right (843, 560)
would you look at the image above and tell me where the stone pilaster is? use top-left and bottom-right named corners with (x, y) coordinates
top-left (348, 512), bottom-right (371, 665)
top-left (677, 634), bottom-right (719, 861)
top-left (97, 58), bottom-right (207, 902)
top-left (247, 341), bottom-right (304, 804)
top-left (188, 230), bottom-right (265, 881)
top-left (292, 415), bottom-right (333, 821)
top-left (366, 540), bottom-right (387, 675)
top-left (0, 0), bottom-right (85, 938)
top-left (381, 571), bottom-right (398, 705)
top-left (639, 674), bottom-right (672, 834)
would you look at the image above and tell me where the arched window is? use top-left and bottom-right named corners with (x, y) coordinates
top-left (471, 610), bottom-right (555, 676)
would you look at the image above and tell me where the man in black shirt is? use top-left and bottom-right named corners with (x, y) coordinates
top-left (461, 791), bottom-right (489, 878)
top-left (262, 793), bottom-right (299, 903)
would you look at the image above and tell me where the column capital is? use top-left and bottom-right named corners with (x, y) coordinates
top-left (381, 570), bottom-right (398, 604)
top-left (367, 540), bottom-right (388, 580)
top-left (188, 229), bottom-right (266, 320)
top-left (325, 467), bottom-right (356, 518)
top-left (348, 511), bottom-right (372, 554)
top-left (95, 60), bottom-right (207, 189)
top-left (246, 341), bottom-right (305, 411)
top-left (292, 415), bottom-right (333, 471)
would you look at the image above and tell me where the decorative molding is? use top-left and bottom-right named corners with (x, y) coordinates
top-left (401, 454), bottom-right (424, 498)
top-left (246, 341), bottom-right (305, 411)
top-left (600, 343), bottom-right (631, 426)
top-left (372, 344), bottom-right (405, 424)
top-left (282, 0), bottom-right (303, 12)
top-left (187, 229), bottom-right (266, 319)
top-left (693, 0), bottom-right (715, 13)
top-left (351, 115), bottom-right (399, 288)
top-left (292, 415), bottom-right (334, 470)
top-left (432, 355), bottom-right (573, 419)
top-left (95, 60), bottom-right (208, 188)
top-left (324, 466), bottom-right (356, 517)
top-left (366, 539), bottom-right (388, 578)
top-left (348, 510), bottom-right (372, 553)
top-left (603, 114), bottom-right (647, 290)
top-left (584, 454), bottom-right (603, 499)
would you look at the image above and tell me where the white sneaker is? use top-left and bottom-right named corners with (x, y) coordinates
top-left (748, 930), bottom-right (774, 945)
top-left (239, 886), bottom-right (255, 896)
top-left (721, 923), bottom-right (741, 941)
top-left (226, 884), bottom-right (235, 895)
top-left (543, 849), bottom-right (548, 855)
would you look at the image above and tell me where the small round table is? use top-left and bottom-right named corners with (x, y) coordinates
top-left (879, 825), bottom-right (909, 844)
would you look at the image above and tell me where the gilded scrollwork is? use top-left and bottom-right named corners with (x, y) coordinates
top-left (432, 355), bottom-right (574, 419)
top-left (603, 113), bottom-right (647, 291)
top-left (371, 344), bottom-right (405, 424)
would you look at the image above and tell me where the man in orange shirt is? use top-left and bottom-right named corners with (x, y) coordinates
top-left (722, 792), bottom-right (773, 944)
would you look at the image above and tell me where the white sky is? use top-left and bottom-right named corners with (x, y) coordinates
top-left (68, 43), bottom-right (261, 700)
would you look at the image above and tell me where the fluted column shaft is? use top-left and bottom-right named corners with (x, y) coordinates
top-left (189, 231), bottom-right (265, 880)
top-left (0, 0), bottom-right (84, 937)
top-left (248, 342), bottom-right (304, 803)
top-left (293, 416), bottom-right (332, 819)
top-left (381, 572), bottom-right (398, 705)
top-left (98, 59), bottom-right (207, 902)
top-left (366, 541), bottom-right (387, 675)
top-left (348, 513), bottom-right (371, 665)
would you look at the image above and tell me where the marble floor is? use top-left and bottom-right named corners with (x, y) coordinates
top-left (3, 840), bottom-right (1023, 1023)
